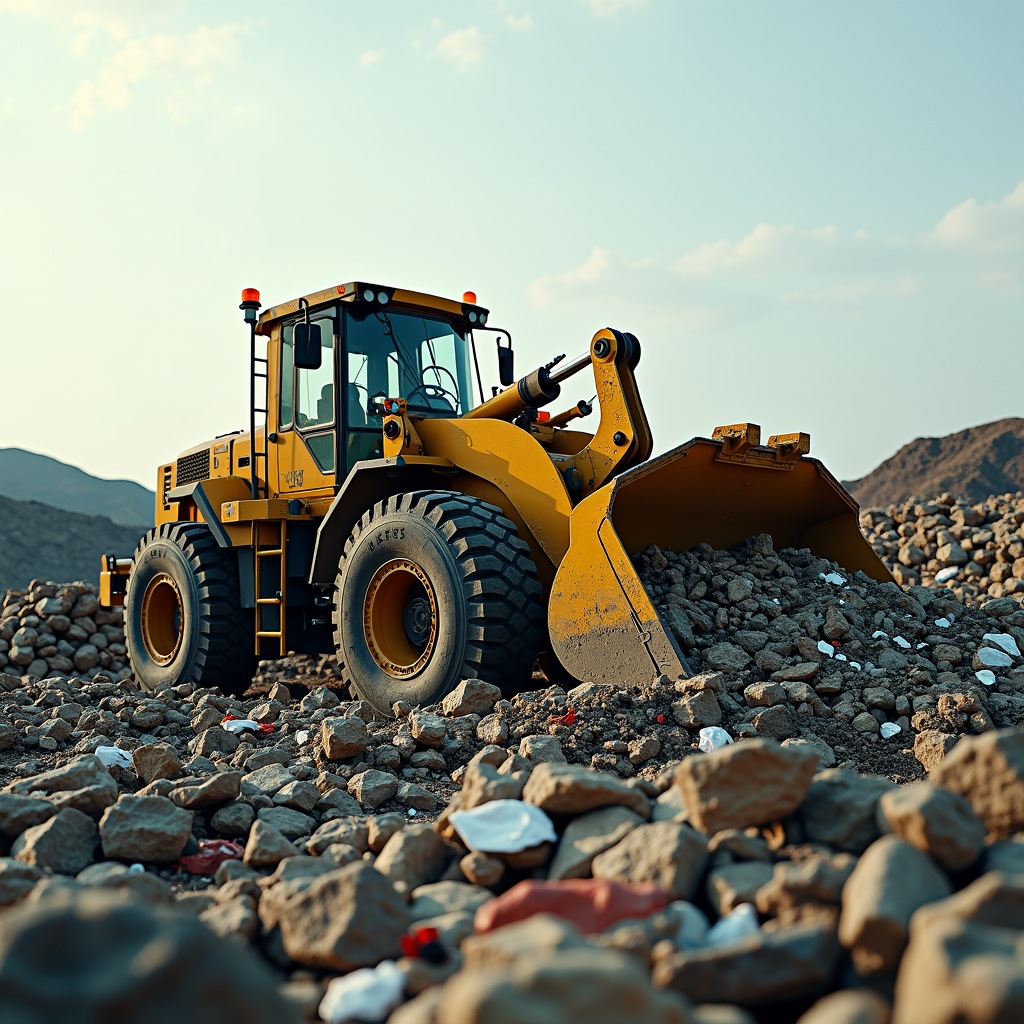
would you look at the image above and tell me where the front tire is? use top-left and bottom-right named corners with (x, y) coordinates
top-left (334, 491), bottom-right (545, 714)
top-left (125, 523), bottom-right (256, 695)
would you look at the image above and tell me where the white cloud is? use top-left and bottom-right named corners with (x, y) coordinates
top-left (67, 23), bottom-right (246, 130)
top-left (526, 179), bottom-right (1024, 329)
top-left (581, 0), bottom-right (647, 16)
top-left (505, 13), bottom-right (534, 31)
top-left (359, 48), bottom-right (385, 67)
top-left (436, 26), bottom-right (486, 69)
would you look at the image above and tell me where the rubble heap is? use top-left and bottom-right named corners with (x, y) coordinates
top-left (859, 490), bottom-right (1024, 607)
top-left (0, 580), bottom-right (127, 684)
top-left (2, 703), bottom-right (1024, 1022)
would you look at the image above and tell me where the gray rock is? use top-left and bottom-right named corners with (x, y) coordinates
top-left (320, 716), bottom-right (367, 760)
top-left (518, 735), bottom-right (566, 765)
top-left (273, 780), bottom-right (320, 813)
top-left (441, 679), bottom-right (501, 718)
top-left (838, 834), bottom-right (952, 977)
top-left (523, 762), bottom-right (651, 818)
top-left (243, 820), bottom-right (299, 868)
top-left (548, 805), bottom-right (645, 881)
top-left (99, 796), bottom-right (193, 863)
top-left (12, 807), bottom-right (96, 875)
top-left (241, 763), bottom-right (294, 797)
top-left (210, 801), bottom-right (256, 837)
top-left (591, 821), bottom-right (708, 901)
top-left (349, 769), bottom-right (398, 809)
top-left (256, 806), bottom-right (316, 840)
top-left (801, 770), bottom-right (896, 854)
top-left (410, 712), bottom-right (446, 749)
top-left (374, 823), bottom-right (451, 889)
top-left (0, 794), bottom-right (55, 840)
top-left (0, 858), bottom-right (43, 906)
top-left (171, 772), bottom-right (242, 810)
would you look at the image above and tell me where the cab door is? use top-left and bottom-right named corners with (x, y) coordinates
top-left (272, 309), bottom-right (338, 499)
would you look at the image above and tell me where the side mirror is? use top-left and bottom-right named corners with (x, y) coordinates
top-left (497, 341), bottom-right (515, 388)
top-left (294, 321), bottom-right (322, 370)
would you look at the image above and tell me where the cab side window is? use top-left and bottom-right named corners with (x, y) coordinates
top-left (296, 317), bottom-right (336, 429)
top-left (279, 326), bottom-right (295, 429)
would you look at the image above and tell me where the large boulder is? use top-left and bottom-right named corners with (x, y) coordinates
top-left (878, 781), bottom-right (987, 871)
top-left (930, 729), bottom-right (1024, 837)
top-left (0, 890), bottom-right (293, 1023)
top-left (99, 796), bottom-right (193, 863)
top-left (271, 861), bottom-right (411, 970)
top-left (800, 770), bottom-right (897, 854)
top-left (374, 823), bottom-right (452, 889)
top-left (522, 763), bottom-right (650, 818)
top-left (838, 834), bottom-right (952, 977)
top-left (654, 909), bottom-right (841, 1005)
top-left (548, 806), bottom-right (645, 881)
top-left (673, 739), bottom-right (819, 833)
top-left (12, 808), bottom-right (96, 875)
top-left (0, 794), bottom-right (55, 841)
top-left (436, 947), bottom-right (690, 1024)
top-left (591, 821), bottom-right (708, 901)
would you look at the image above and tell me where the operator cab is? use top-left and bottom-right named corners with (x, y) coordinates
top-left (257, 282), bottom-right (488, 483)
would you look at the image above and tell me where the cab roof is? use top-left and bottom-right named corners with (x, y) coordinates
top-left (256, 281), bottom-right (490, 336)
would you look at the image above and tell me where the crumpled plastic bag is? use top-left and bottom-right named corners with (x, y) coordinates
top-left (698, 727), bottom-right (733, 752)
top-left (976, 669), bottom-right (997, 687)
top-left (879, 722), bottom-right (901, 739)
top-left (984, 632), bottom-right (1021, 657)
top-left (318, 960), bottom-right (405, 1023)
top-left (95, 746), bottom-right (135, 770)
top-left (474, 878), bottom-right (668, 935)
top-left (706, 902), bottom-right (760, 947)
top-left (178, 839), bottom-right (244, 875)
top-left (449, 799), bottom-right (556, 854)
top-left (221, 715), bottom-right (273, 735)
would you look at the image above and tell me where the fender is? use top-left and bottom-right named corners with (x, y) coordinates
top-left (309, 457), bottom-right (463, 585)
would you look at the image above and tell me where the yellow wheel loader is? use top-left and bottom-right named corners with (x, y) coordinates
top-left (100, 281), bottom-right (891, 710)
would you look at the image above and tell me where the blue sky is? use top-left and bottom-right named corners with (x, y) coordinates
top-left (1, 0), bottom-right (1021, 490)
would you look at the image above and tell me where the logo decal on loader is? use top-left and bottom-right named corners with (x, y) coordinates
top-left (283, 470), bottom-right (304, 489)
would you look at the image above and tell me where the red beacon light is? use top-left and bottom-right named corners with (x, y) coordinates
top-left (462, 291), bottom-right (477, 304)
top-left (240, 287), bottom-right (262, 322)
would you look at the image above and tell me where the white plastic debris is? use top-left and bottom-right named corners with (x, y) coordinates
top-left (835, 653), bottom-right (847, 662)
top-left (706, 903), bottom-right (760, 947)
top-left (449, 799), bottom-right (556, 854)
top-left (934, 618), bottom-right (952, 628)
top-left (295, 730), bottom-right (310, 745)
top-left (872, 630), bottom-right (889, 640)
top-left (975, 670), bottom-right (997, 687)
top-left (850, 662), bottom-right (862, 671)
top-left (917, 643), bottom-right (927, 649)
top-left (669, 901), bottom-right (710, 949)
top-left (820, 572), bottom-right (846, 586)
top-left (407, 808), bottom-right (417, 817)
top-left (935, 567), bottom-right (960, 584)
top-left (129, 863), bottom-right (145, 874)
top-left (893, 636), bottom-right (911, 650)
top-left (977, 646), bottom-right (1013, 669)
top-left (221, 718), bottom-right (260, 734)
top-left (984, 633), bottom-right (1021, 657)
top-left (817, 640), bottom-right (834, 657)
top-left (698, 727), bottom-right (733, 752)
top-left (880, 722), bottom-right (901, 739)
top-left (772, 598), bottom-right (780, 605)
top-left (319, 960), bottom-right (405, 1023)
top-left (95, 746), bottom-right (134, 770)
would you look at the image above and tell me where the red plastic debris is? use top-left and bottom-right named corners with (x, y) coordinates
top-left (549, 708), bottom-right (576, 726)
top-left (400, 926), bottom-right (445, 963)
top-left (177, 839), bottom-right (245, 875)
top-left (657, 714), bottom-right (666, 723)
top-left (474, 878), bottom-right (668, 936)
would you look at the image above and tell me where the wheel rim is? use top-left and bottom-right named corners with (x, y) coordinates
top-left (363, 559), bottom-right (438, 678)
top-left (140, 573), bottom-right (184, 666)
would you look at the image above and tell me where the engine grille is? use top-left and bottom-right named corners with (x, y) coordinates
top-left (161, 465), bottom-right (172, 510)
top-left (175, 449), bottom-right (210, 488)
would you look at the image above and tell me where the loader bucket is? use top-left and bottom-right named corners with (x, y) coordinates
top-left (547, 432), bottom-right (892, 688)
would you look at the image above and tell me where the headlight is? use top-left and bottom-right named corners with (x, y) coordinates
top-left (479, 312), bottom-right (487, 325)
top-left (377, 291), bottom-right (388, 304)
top-left (362, 288), bottom-right (374, 302)
top-left (468, 311), bottom-right (478, 323)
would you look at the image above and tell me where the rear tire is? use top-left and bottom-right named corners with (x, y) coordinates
top-left (125, 523), bottom-right (256, 696)
top-left (334, 491), bottom-right (545, 714)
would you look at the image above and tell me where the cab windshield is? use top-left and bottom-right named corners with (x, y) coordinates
top-left (345, 308), bottom-right (476, 426)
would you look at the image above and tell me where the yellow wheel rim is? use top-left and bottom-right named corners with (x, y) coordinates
top-left (140, 573), bottom-right (184, 666)
top-left (363, 559), bottom-right (438, 678)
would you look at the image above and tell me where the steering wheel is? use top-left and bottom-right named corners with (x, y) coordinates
top-left (406, 382), bottom-right (459, 413)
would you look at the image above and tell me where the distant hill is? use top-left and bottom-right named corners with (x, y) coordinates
top-left (0, 495), bottom-right (147, 593)
top-left (0, 448), bottom-right (155, 527)
top-left (844, 418), bottom-right (1024, 509)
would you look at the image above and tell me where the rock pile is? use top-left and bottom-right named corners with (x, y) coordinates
top-left (635, 533), bottom-right (1024, 781)
top-left (0, 580), bottom-right (127, 683)
top-left (859, 491), bottom-right (1024, 607)
top-left (3, 712), bottom-right (1024, 1022)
